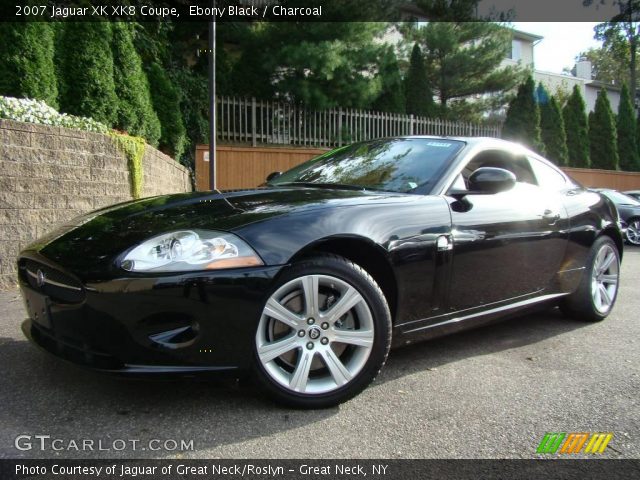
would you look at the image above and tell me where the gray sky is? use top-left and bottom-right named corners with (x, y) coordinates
top-left (512, 22), bottom-right (602, 74)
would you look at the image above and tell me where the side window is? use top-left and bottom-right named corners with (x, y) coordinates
top-left (461, 150), bottom-right (536, 188)
top-left (528, 157), bottom-right (567, 191)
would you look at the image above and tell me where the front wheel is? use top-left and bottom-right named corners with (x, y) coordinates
top-left (560, 236), bottom-right (620, 322)
top-left (626, 218), bottom-right (640, 246)
top-left (253, 255), bottom-right (391, 408)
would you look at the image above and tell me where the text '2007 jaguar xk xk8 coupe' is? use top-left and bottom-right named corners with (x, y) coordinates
top-left (18, 137), bottom-right (623, 408)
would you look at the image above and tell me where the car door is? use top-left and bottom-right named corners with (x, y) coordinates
top-left (445, 149), bottom-right (568, 312)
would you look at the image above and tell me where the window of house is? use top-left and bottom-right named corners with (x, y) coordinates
top-left (510, 40), bottom-right (522, 61)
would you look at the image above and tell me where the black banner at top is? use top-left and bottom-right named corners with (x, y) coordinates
top-left (0, 0), bottom-right (638, 22)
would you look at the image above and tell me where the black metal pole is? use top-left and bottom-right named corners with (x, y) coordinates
top-left (208, 1), bottom-right (216, 190)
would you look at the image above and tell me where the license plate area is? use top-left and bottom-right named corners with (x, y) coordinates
top-left (24, 291), bottom-right (52, 330)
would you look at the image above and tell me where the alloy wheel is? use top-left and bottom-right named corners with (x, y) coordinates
top-left (627, 220), bottom-right (640, 246)
top-left (256, 274), bottom-right (374, 395)
top-left (590, 243), bottom-right (619, 314)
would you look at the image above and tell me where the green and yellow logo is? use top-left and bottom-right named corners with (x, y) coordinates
top-left (537, 432), bottom-right (613, 454)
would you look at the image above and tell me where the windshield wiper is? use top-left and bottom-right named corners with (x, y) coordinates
top-left (275, 182), bottom-right (370, 191)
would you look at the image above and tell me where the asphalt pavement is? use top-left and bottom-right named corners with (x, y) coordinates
top-left (0, 248), bottom-right (638, 459)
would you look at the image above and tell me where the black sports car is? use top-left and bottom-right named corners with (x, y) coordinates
top-left (18, 137), bottom-right (624, 408)
top-left (592, 189), bottom-right (640, 246)
top-left (624, 190), bottom-right (640, 202)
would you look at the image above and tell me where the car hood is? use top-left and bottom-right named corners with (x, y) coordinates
top-left (27, 187), bottom-right (405, 278)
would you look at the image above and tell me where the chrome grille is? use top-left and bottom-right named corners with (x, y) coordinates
top-left (19, 259), bottom-right (85, 304)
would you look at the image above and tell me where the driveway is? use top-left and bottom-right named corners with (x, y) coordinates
top-left (0, 248), bottom-right (638, 459)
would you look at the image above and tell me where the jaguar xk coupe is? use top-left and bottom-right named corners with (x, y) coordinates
top-left (18, 137), bottom-right (623, 408)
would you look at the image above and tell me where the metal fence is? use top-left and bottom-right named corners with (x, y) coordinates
top-left (216, 96), bottom-right (502, 148)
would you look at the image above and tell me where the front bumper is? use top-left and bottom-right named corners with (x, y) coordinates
top-left (18, 251), bottom-right (284, 376)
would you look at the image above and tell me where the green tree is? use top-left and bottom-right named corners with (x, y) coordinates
top-left (229, 22), bottom-right (388, 109)
top-left (589, 88), bottom-right (619, 170)
top-left (373, 47), bottom-right (406, 114)
top-left (580, 45), bottom-right (638, 87)
top-left (637, 109), bottom-right (640, 159)
top-left (537, 83), bottom-right (568, 166)
top-left (171, 66), bottom-right (209, 166)
top-left (416, 22), bottom-right (522, 120)
top-left (56, 22), bottom-right (118, 125)
top-left (111, 22), bottom-right (160, 145)
top-left (147, 63), bottom-right (187, 160)
top-left (562, 85), bottom-right (590, 167)
top-left (584, 1), bottom-right (640, 101)
top-left (0, 22), bottom-right (58, 107)
top-left (404, 43), bottom-right (435, 117)
top-left (502, 76), bottom-right (544, 153)
top-left (616, 83), bottom-right (640, 171)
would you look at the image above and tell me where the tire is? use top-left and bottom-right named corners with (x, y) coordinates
top-left (253, 254), bottom-right (391, 408)
top-left (626, 218), bottom-right (640, 246)
top-left (560, 235), bottom-right (620, 322)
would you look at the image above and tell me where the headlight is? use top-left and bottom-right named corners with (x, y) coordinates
top-left (121, 230), bottom-right (263, 272)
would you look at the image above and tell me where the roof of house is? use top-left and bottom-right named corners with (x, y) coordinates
top-left (512, 29), bottom-right (543, 43)
top-left (586, 79), bottom-right (622, 92)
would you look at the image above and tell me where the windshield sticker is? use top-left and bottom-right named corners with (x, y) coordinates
top-left (426, 142), bottom-right (453, 148)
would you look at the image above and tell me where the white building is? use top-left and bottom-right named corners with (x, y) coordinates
top-left (503, 29), bottom-right (621, 113)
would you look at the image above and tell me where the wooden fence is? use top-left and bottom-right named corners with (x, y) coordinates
top-left (197, 145), bottom-right (640, 192)
top-left (563, 167), bottom-right (640, 191)
top-left (216, 96), bottom-right (501, 148)
top-left (196, 144), bottom-right (328, 191)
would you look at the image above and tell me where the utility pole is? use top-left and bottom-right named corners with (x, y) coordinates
top-left (208, 0), bottom-right (217, 190)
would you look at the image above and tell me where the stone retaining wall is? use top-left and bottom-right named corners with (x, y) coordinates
top-left (0, 119), bottom-right (192, 289)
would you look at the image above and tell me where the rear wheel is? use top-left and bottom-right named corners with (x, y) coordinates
top-left (253, 255), bottom-right (391, 408)
top-left (560, 236), bottom-right (620, 322)
top-left (626, 218), bottom-right (640, 246)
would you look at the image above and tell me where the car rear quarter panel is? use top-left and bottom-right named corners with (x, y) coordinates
top-left (559, 189), bottom-right (623, 291)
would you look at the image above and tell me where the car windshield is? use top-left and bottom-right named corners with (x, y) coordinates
top-left (268, 138), bottom-right (464, 193)
top-left (602, 190), bottom-right (640, 206)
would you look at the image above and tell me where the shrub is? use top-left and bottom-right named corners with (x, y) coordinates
top-left (588, 88), bottom-right (619, 170)
top-left (562, 85), bottom-right (590, 167)
top-left (56, 22), bottom-right (118, 126)
top-left (502, 76), bottom-right (544, 154)
top-left (0, 22), bottom-right (58, 108)
top-left (111, 23), bottom-right (161, 146)
top-left (405, 44), bottom-right (435, 117)
top-left (537, 84), bottom-right (568, 166)
top-left (616, 84), bottom-right (640, 171)
top-left (147, 63), bottom-right (186, 160)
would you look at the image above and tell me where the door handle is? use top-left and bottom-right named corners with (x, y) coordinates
top-left (541, 209), bottom-right (560, 224)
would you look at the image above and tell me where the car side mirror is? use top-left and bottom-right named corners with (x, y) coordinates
top-left (266, 171), bottom-right (282, 182)
top-left (468, 167), bottom-right (516, 194)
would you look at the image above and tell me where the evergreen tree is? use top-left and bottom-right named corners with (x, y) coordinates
top-left (56, 22), bottom-right (118, 125)
top-left (562, 85), bottom-right (590, 168)
top-left (502, 76), bottom-right (544, 153)
top-left (111, 22), bottom-right (160, 145)
top-left (589, 88), bottom-right (619, 170)
top-left (405, 43), bottom-right (435, 117)
top-left (0, 22), bottom-right (58, 107)
top-left (231, 22), bottom-right (388, 109)
top-left (537, 83), bottom-right (568, 166)
top-left (373, 48), bottom-right (405, 114)
top-left (418, 22), bottom-right (522, 120)
top-left (616, 83), bottom-right (640, 171)
top-left (637, 109), bottom-right (640, 160)
top-left (147, 63), bottom-right (187, 160)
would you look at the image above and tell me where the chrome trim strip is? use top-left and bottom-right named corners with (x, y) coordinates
top-left (26, 269), bottom-right (82, 291)
top-left (403, 293), bottom-right (567, 334)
